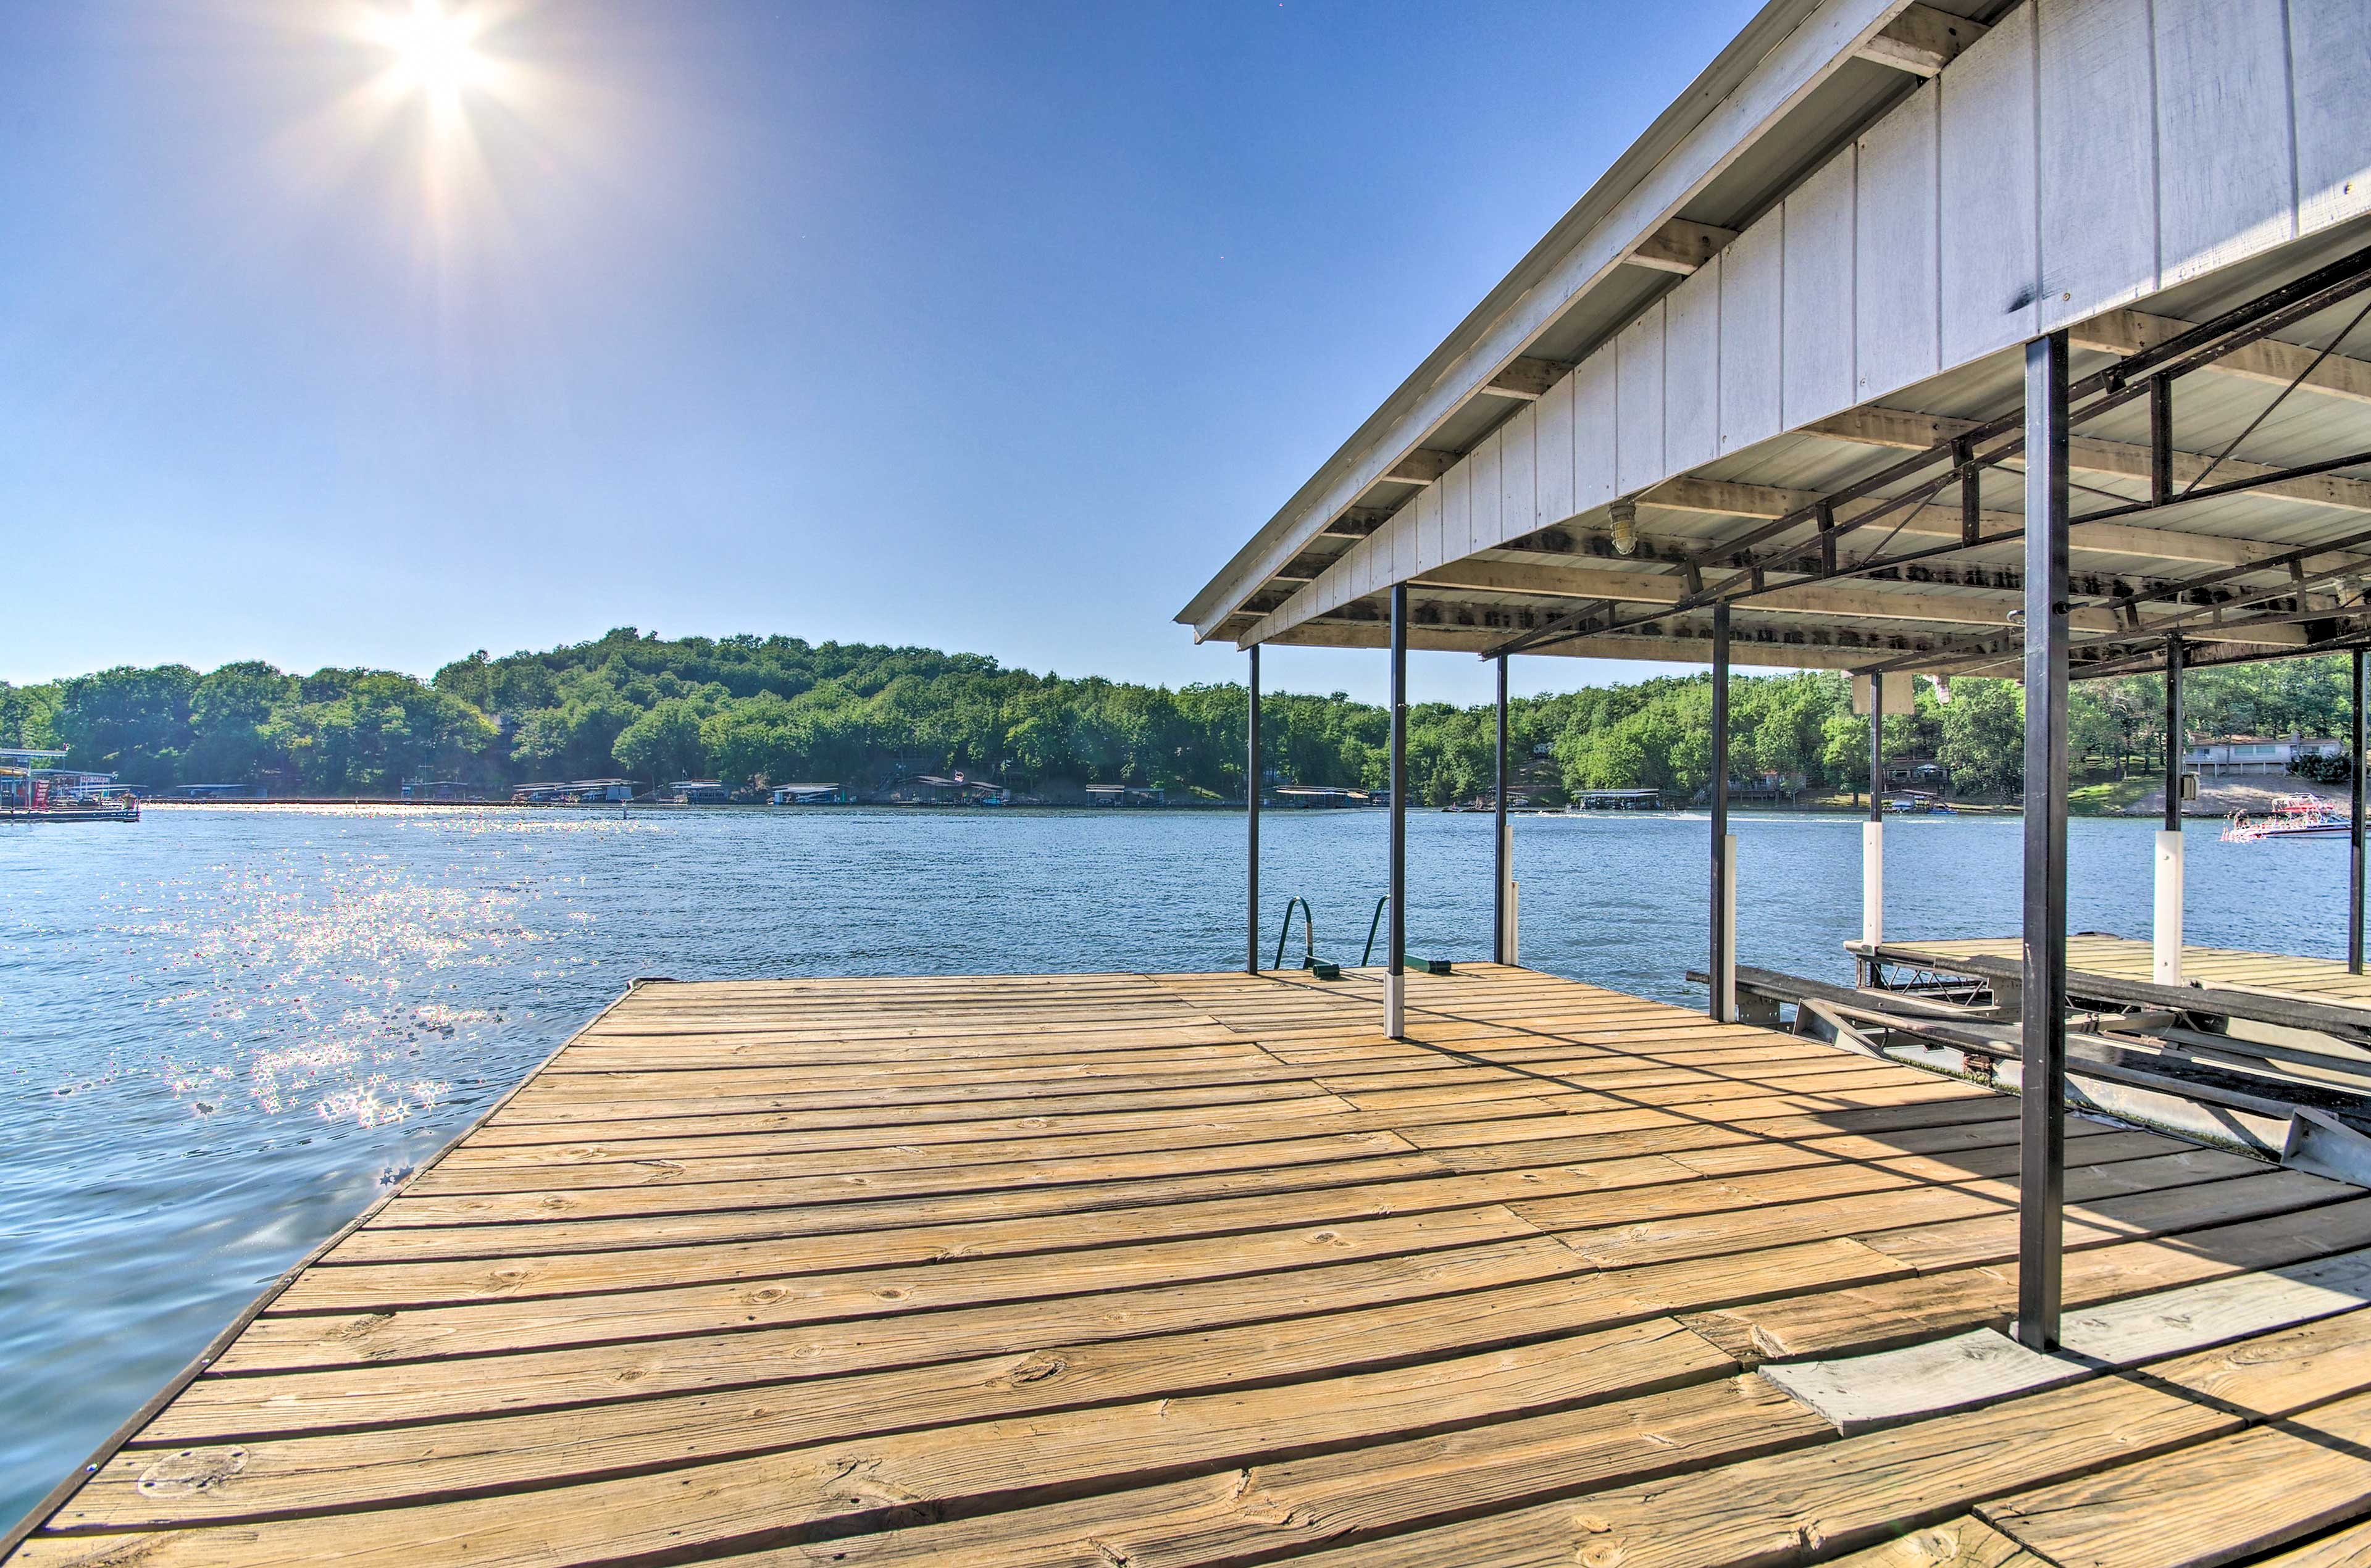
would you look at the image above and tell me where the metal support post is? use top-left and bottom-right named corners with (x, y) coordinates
top-left (2156, 636), bottom-right (2183, 985)
top-left (1956, 436), bottom-right (1980, 549)
top-left (1863, 670), bottom-right (1884, 947)
top-left (1710, 603), bottom-right (1734, 1022)
top-left (1247, 644), bottom-right (1261, 976)
top-left (2354, 649), bottom-right (2366, 975)
top-left (2017, 329), bottom-right (2072, 1353)
top-left (1386, 585), bottom-right (1408, 1038)
top-left (2149, 375), bottom-right (2175, 509)
top-left (1494, 654), bottom-right (1512, 965)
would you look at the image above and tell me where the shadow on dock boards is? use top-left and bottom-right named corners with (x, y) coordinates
top-left (8, 963), bottom-right (2371, 1566)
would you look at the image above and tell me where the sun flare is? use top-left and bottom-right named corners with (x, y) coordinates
top-left (369, 1), bottom-right (491, 115)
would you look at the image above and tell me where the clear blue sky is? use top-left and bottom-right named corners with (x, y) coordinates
top-left (2, 0), bottom-right (1759, 705)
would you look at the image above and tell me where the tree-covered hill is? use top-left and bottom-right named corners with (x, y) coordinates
top-left (0, 627), bottom-right (2357, 804)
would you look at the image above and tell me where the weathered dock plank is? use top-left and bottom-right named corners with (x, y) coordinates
top-left (10, 964), bottom-right (2371, 1566)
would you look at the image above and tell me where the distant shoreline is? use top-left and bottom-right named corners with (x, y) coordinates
top-left (123, 796), bottom-right (2236, 821)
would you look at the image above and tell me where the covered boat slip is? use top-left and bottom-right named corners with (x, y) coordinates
top-left (1191, 0), bottom-right (2371, 1363)
top-left (16, 964), bottom-right (2371, 1568)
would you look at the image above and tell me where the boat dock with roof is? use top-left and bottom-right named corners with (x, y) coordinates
top-left (15, 0), bottom-right (2371, 1559)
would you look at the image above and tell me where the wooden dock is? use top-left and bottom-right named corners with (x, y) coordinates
top-left (14, 964), bottom-right (2371, 1567)
top-left (1865, 933), bottom-right (2371, 1013)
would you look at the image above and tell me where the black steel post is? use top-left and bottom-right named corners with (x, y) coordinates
top-left (1247, 644), bottom-right (1261, 976)
top-left (2018, 329), bottom-right (2072, 1353)
top-left (1956, 437), bottom-right (1980, 549)
top-left (1388, 585), bottom-right (1409, 1037)
top-left (1710, 602), bottom-right (1731, 1022)
top-left (1494, 654), bottom-right (1510, 965)
top-left (2164, 636), bottom-right (2183, 834)
top-left (2354, 648), bottom-right (2366, 975)
top-left (2149, 376), bottom-right (2175, 509)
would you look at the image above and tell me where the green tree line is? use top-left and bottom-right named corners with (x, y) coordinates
top-left (0, 627), bottom-right (2357, 803)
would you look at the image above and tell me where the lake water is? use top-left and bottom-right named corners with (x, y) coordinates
top-left (0, 801), bottom-right (2356, 1527)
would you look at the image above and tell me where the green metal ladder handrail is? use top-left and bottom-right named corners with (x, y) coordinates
top-left (1359, 895), bottom-right (1450, 975)
top-left (1273, 896), bottom-right (1316, 972)
top-left (1271, 897), bottom-right (1345, 980)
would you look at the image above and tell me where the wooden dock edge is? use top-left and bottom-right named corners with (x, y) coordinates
top-left (0, 977), bottom-right (667, 1559)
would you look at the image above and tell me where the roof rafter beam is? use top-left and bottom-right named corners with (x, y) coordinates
top-left (1805, 405), bottom-right (2371, 517)
top-left (1321, 506), bottom-right (1397, 539)
top-left (1384, 449), bottom-right (1460, 486)
top-left (1642, 475), bottom-right (2324, 570)
top-left (1854, 3), bottom-right (1986, 77)
top-left (1478, 357), bottom-right (1570, 401)
top-left (1624, 218), bottom-right (1739, 276)
top-left (1860, 530), bottom-right (2371, 676)
top-left (1289, 611), bottom-right (1926, 671)
top-left (2071, 309), bottom-right (2371, 408)
top-left (1413, 557), bottom-right (2143, 633)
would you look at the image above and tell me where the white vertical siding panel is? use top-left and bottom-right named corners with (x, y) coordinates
top-left (2288, 0), bottom-right (2371, 238)
top-left (2153, 0), bottom-right (2294, 286)
top-left (1468, 429), bottom-right (1503, 560)
top-left (1939, 2), bottom-right (2038, 364)
top-left (1440, 459), bottom-right (1470, 573)
top-left (1854, 81), bottom-right (1939, 402)
top-left (1535, 373), bottom-right (1576, 525)
top-left (1615, 302), bottom-right (1666, 496)
top-left (1719, 212), bottom-right (1784, 454)
top-left (2037, 0), bottom-right (2157, 332)
top-left (1421, 471), bottom-right (1449, 572)
top-left (1783, 149), bottom-right (1856, 427)
top-left (1499, 403), bottom-right (1537, 544)
top-left (1663, 261), bottom-right (1723, 473)
top-left (1574, 344), bottom-right (1619, 511)
top-left (1349, 533), bottom-right (1376, 599)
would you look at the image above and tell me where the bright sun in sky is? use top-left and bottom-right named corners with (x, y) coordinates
top-left (342, 0), bottom-right (541, 252)
top-left (367, 1), bottom-right (493, 119)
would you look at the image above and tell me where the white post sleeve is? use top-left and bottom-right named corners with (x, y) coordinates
top-left (1862, 820), bottom-right (1884, 948)
top-left (2154, 830), bottom-right (2185, 985)
top-left (1720, 833), bottom-right (1739, 1022)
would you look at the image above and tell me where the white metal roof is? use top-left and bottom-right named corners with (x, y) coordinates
top-left (1184, 0), bottom-right (2371, 682)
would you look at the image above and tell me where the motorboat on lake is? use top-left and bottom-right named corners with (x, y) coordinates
top-left (2223, 793), bottom-right (2351, 841)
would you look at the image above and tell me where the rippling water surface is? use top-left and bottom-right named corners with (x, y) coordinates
top-left (0, 801), bottom-right (2354, 1525)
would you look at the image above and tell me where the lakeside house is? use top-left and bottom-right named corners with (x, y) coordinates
top-left (1880, 756), bottom-right (1950, 793)
top-left (665, 780), bottom-right (731, 804)
top-left (2185, 733), bottom-right (2347, 777)
top-left (769, 782), bottom-right (847, 804)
